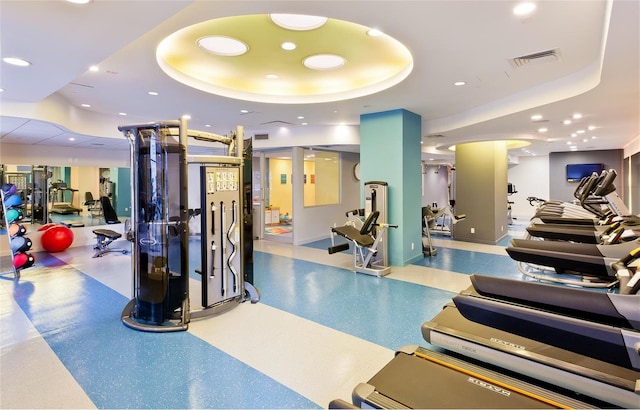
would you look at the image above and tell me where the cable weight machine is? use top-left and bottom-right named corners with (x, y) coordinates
top-left (119, 119), bottom-right (258, 332)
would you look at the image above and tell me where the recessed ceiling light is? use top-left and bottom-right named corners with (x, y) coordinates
top-left (118, 112), bottom-right (127, 116)
top-left (270, 14), bottom-right (328, 31)
top-left (148, 91), bottom-right (159, 96)
top-left (563, 119), bottom-right (572, 125)
top-left (198, 36), bottom-right (248, 56)
top-left (588, 125), bottom-right (596, 130)
top-left (531, 114), bottom-right (542, 121)
top-left (573, 113), bottom-right (582, 119)
top-left (576, 129), bottom-right (585, 134)
top-left (454, 81), bottom-right (466, 86)
top-left (205, 124), bottom-right (212, 128)
top-left (301, 122), bottom-right (308, 126)
top-left (513, 2), bottom-right (536, 17)
top-left (265, 74), bottom-right (279, 79)
top-left (89, 65), bottom-right (99, 72)
top-left (66, 0), bottom-right (92, 4)
top-left (538, 127), bottom-right (548, 132)
top-left (3, 57), bottom-right (31, 67)
top-left (297, 116), bottom-right (305, 119)
top-left (240, 109), bottom-right (249, 113)
top-left (566, 141), bottom-right (572, 145)
top-left (281, 42), bottom-right (296, 51)
top-left (0, 88), bottom-right (4, 92)
top-left (182, 114), bottom-right (191, 120)
top-left (591, 136), bottom-right (597, 139)
top-left (81, 103), bottom-right (91, 108)
top-left (367, 28), bottom-right (383, 37)
top-left (69, 137), bottom-right (76, 141)
top-left (303, 54), bottom-right (346, 70)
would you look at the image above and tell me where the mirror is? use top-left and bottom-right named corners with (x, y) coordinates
top-left (1, 164), bottom-right (131, 228)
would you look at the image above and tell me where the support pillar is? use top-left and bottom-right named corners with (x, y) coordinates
top-left (360, 109), bottom-right (423, 266)
top-left (454, 141), bottom-right (508, 244)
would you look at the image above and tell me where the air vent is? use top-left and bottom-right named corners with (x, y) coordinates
top-left (260, 120), bottom-right (295, 126)
top-left (426, 134), bottom-right (446, 139)
top-left (509, 49), bottom-right (560, 68)
top-left (254, 133), bottom-right (269, 140)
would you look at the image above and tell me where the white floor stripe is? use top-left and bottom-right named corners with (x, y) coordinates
top-left (188, 302), bottom-right (394, 407)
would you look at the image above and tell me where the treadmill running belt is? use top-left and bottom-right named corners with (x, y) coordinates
top-left (362, 348), bottom-right (596, 408)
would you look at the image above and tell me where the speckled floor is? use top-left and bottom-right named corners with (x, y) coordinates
top-left (1, 227), bottom-right (528, 409)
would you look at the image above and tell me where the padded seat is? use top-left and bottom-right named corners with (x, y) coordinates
top-left (331, 225), bottom-right (374, 247)
top-left (92, 228), bottom-right (127, 258)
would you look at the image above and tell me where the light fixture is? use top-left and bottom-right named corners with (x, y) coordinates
top-left (454, 81), bottom-right (466, 86)
top-left (3, 57), bottom-right (31, 67)
top-left (148, 91), bottom-right (159, 96)
top-left (563, 119), bottom-right (571, 125)
top-left (538, 127), bottom-right (548, 133)
top-left (198, 36), bottom-right (248, 56)
top-left (68, 137), bottom-right (76, 141)
top-left (157, 14), bottom-right (413, 104)
top-left (66, 0), bottom-right (92, 3)
top-left (531, 114), bottom-right (542, 121)
top-left (367, 28), bottom-right (383, 37)
top-left (240, 109), bottom-right (249, 113)
top-left (81, 103), bottom-right (91, 108)
top-left (513, 2), bottom-right (536, 17)
top-left (303, 54), bottom-right (346, 70)
top-left (265, 74), bottom-right (279, 79)
top-left (89, 65), bottom-right (99, 72)
top-left (118, 112), bottom-right (127, 116)
top-left (270, 14), bottom-right (328, 31)
top-left (182, 114), bottom-right (191, 120)
top-left (573, 113), bottom-right (582, 119)
top-left (576, 129), bottom-right (585, 134)
top-left (588, 125), bottom-right (596, 130)
top-left (297, 116), bottom-right (304, 119)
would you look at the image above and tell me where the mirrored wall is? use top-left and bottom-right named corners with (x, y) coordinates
top-left (1, 164), bottom-right (131, 229)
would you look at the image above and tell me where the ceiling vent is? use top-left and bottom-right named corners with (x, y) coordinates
top-left (254, 133), bottom-right (269, 140)
top-left (260, 120), bottom-right (295, 126)
top-left (425, 134), bottom-right (446, 139)
top-left (509, 49), bottom-right (561, 69)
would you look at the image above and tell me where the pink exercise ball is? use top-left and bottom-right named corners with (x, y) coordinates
top-left (40, 225), bottom-right (74, 253)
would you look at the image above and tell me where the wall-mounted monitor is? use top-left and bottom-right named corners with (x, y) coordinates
top-left (566, 163), bottom-right (605, 182)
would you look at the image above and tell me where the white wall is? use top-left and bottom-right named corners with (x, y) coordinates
top-left (422, 165), bottom-right (451, 208)
top-left (507, 155), bottom-right (550, 221)
top-left (292, 149), bottom-right (361, 245)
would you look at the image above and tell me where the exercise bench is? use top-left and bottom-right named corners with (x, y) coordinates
top-left (93, 228), bottom-right (128, 258)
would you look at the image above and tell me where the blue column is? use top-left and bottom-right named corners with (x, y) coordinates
top-left (360, 109), bottom-right (423, 266)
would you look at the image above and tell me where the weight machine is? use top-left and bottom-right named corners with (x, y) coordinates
top-left (328, 181), bottom-right (397, 277)
top-left (119, 119), bottom-right (258, 332)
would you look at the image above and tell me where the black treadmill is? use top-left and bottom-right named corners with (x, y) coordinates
top-left (344, 345), bottom-right (604, 409)
top-left (506, 237), bottom-right (640, 278)
top-left (420, 272), bottom-right (640, 408)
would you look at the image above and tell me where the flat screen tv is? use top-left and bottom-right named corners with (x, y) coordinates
top-left (566, 163), bottom-right (604, 182)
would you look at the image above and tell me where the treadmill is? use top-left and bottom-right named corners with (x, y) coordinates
top-left (339, 345), bottom-right (604, 409)
top-left (506, 237), bottom-right (640, 279)
top-left (422, 274), bottom-right (640, 409)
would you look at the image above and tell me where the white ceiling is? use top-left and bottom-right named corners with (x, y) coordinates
top-left (1, 0), bottom-right (638, 161)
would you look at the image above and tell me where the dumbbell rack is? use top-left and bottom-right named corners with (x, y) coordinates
top-left (1, 189), bottom-right (34, 279)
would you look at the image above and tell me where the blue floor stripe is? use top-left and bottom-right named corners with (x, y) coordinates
top-left (253, 252), bottom-right (455, 349)
top-left (412, 247), bottom-right (523, 280)
top-left (9, 253), bottom-right (318, 409)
